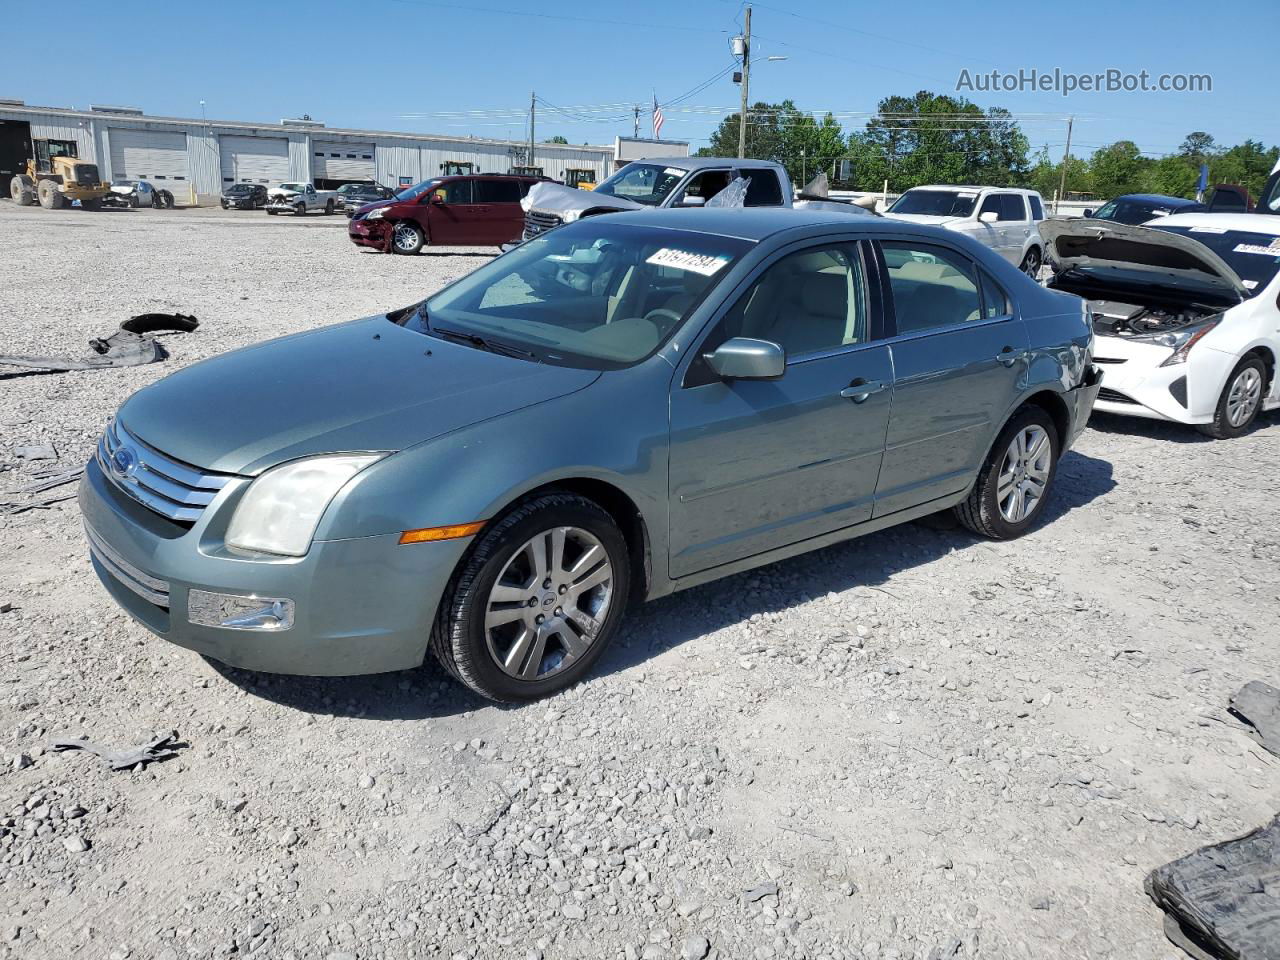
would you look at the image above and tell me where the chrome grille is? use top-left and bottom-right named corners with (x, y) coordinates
top-left (523, 210), bottom-right (562, 240)
top-left (98, 420), bottom-right (234, 524)
top-left (85, 523), bottom-right (171, 608)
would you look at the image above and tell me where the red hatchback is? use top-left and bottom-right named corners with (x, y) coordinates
top-left (347, 174), bottom-right (542, 254)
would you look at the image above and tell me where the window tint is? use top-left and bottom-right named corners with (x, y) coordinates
top-left (474, 179), bottom-right (521, 203)
top-left (438, 179), bottom-right (473, 204)
top-left (1028, 194), bottom-right (1044, 220)
top-left (999, 194), bottom-right (1027, 220)
top-left (741, 169), bottom-right (784, 206)
top-left (678, 169), bottom-right (733, 204)
top-left (716, 245), bottom-right (866, 358)
top-left (979, 269), bottom-right (1010, 318)
top-left (881, 243), bottom-right (982, 334)
top-left (978, 195), bottom-right (1001, 219)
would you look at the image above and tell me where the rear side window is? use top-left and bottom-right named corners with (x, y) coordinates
top-left (1028, 194), bottom-right (1044, 220)
top-left (741, 169), bottom-right (783, 206)
top-left (474, 179), bottom-right (521, 203)
top-left (881, 242), bottom-right (982, 334)
top-left (999, 194), bottom-right (1026, 220)
top-left (979, 269), bottom-right (1011, 318)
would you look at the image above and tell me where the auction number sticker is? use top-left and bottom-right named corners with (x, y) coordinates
top-left (1232, 238), bottom-right (1280, 256)
top-left (646, 248), bottom-right (731, 276)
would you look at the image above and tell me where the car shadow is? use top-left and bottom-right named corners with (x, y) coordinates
top-left (1088, 409), bottom-right (1277, 443)
top-left (213, 450), bottom-right (1115, 721)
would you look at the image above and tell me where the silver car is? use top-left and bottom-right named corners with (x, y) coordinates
top-left (80, 209), bottom-right (1100, 702)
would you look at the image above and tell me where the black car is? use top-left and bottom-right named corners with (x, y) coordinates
top-left (1083, 193), bottom-right (1204, 225)
top-left (338, 182), bottom-right (395, 217)
top-left (221, 184), bottom-right (269, 210)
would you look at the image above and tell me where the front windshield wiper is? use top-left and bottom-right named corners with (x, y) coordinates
top-left (430, 324), bottom-right (540, 362)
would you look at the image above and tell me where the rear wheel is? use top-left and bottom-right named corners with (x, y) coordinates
top-left (391, 220), bottom-right (424, 254)
top-left (10, 175), bottom-right (35, 206)
top-left (37, 178), bottom-right (64, 209)
top-left (1019, 246), bottom-right (1042, 278)
top-left (324, 199), bottom-right (334, 215)
top-left (955, 405), bottom-right (1060, 539)
top-left (1198, 356), bottom-right (1266, 439)
top-left (430, 493), bottom-right (631, 702)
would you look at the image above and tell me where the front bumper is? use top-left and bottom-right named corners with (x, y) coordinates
top-left (348, 217), bottom-right (391, 251)
top-left (1090, 337), bottom-right (1235, 424)
top-left (78, 456), bottom-right (468, 676)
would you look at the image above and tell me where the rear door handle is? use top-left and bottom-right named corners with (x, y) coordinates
top-left (840, 379), bottom-right (886, 402)
top-left (996, 347), bottom-right (1026, 366)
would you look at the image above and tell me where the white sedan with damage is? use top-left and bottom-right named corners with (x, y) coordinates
top-left (1043, 213), bottom-right (1280, 438)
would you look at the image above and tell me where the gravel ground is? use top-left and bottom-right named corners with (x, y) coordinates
top-left (1, 200), bottom-right (1278, 960)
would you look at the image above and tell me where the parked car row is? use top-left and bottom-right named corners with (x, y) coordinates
top-left (218, 180), bottom-right (396, 215)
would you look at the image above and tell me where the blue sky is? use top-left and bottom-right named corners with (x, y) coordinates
top-left (2, 0), bottom-right (1271, 159)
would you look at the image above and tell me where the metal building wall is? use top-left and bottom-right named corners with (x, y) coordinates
top-left (373, 139), bottom-right (422, 187)
top-left (287, 133), bottom-right (312, 182)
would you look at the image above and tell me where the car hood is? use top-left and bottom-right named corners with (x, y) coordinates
top-left (523, 181), bottom-right (643, 217)
top-left (885, 213), bottom-right (962, 226)
top-left (355, 198), bottom-right (398, 215)
top-left (1040, 219), bottom-right (1250, 302)
top-left (117, 316), bottom-right (600, 476)
top-left (110, 184), bottom-right (134, 194)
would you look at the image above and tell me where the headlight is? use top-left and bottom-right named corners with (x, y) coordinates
top-left (365, 207), bottom-right (385, 219)
top-left (1135, 317), bottom-right (1221, 367)
top-left (225, 454), bottom-right (383, 557)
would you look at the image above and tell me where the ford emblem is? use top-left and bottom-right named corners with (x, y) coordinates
top-left (111, 446), bottom-right (138, 478)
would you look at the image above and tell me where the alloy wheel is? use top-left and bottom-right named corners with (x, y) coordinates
top-left (483, 526), bottom-right (614, 682)
top-left (996, 425), bottom-right (1052, 523)
top-left (1022, 249), bottom-right (1041, 278)
top-left (393, 223), bottom-right (419, 252)
top-left (1227, 367), bottom-right (1263, 427)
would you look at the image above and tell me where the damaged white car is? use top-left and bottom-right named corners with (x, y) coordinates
top-left (1043, 213), bottom-right (1280, 438)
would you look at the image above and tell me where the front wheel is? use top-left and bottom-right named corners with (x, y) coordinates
top-left (294, 203), bottom-right (306, 216)
top-left (954, 406), bottom-right (1059, 539)
top-left (1198, 356), bottom-right (1266, 439)
top-left (430, 493), bottom-right (631, 702)
top-left (390, 220), bottom-right (424, 254)
top-left (266, 208), bottom-right (278, 215)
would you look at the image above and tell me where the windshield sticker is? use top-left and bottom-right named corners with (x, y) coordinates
top-left (1232, 239), bottom-right (1280, 256)
top-left (663, 167), bottom-right (685, 177)
top-left (1243, 280), bottom-right (1258, 289)
top-left (957, 192), bottom-right (978, 198)
top-left (646, 248), bottom-right (731, 276)
top-left (1189, 225), bottom-right (1228, 234)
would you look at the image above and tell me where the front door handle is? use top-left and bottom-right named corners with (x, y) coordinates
top-left (995, 347), bottom-right (1026, 366)
top-left (840, 379), bottom-right (886, 403)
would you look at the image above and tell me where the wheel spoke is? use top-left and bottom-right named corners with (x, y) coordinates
top-left (485, 605), bottom-right (526, 630)
top-left (517, 630), bottom-right (550, 680)
top-left (554, 623), bottom-right (590, 660)
top-left (564, 606), bottom-right (603, 642)
top-left (567, 543), bottom-right (603, 578)
top-left (524, 538), bottom-right (548, 581)
top-left (1026, 430), bottom-right (1049, 462)
top-left (503, 626), bottom-right (537, 675)
top-left (571, 562), bottom-right (611, 595)
top-left (997, 473), bottom-right (1018, 504)
top-left (489, 583), bottom-right (529, 604)
top-left (547, 527), bottom-right (567, 579)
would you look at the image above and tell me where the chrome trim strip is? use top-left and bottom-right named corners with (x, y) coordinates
top-left (99, 421), bottom-right (235, 524)
top-left (85, 524), bottom-right (170, 608)
top-left (113, 421), bottom-right (231, 491)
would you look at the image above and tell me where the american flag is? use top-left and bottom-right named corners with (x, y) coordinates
top-left (652, 95), bottom-right (664, 140)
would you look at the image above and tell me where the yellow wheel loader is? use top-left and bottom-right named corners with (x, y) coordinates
top-left (9, 139), bottom-right (110, 210)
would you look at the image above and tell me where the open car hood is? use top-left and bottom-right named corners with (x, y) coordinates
top-left (1040, 219), bottom-right (1250, 302)
top-left (522, 181), bottom-right (642, 217)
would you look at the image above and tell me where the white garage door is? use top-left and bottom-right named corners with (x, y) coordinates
top-left (109, 128), bottom-right (189, 184)
top-left (219, 135), bottom-right (290, 185)
top-left (313, 140), bottom-right (375, 181)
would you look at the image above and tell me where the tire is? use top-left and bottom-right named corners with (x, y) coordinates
top-left (37, 178), bottom-right (64, 209)
top-left (954, 405), bottom-right (1060, 539)
top-left (1019, 246), bottom-right (1042, 278)
top-left (430, 493), bottom-right (631, 702)
top-left (1198, 356), bottom-right (1266, 439)
top-left (325, 199), bottom-right (334, 215)
top-left (10, 174), bottom-right (35, 206)
top-left (294, 203), bottom-right (306, 217)
top-left (267, 209), bottom-right (278, 215)
top-left (390, 220), bottom-right (424, 254)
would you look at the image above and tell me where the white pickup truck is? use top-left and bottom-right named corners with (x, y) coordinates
top-left (265, 182), bottom-right (338, 216)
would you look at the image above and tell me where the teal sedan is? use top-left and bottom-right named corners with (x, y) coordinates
top-left (80, 209), bottom-right (1100, 702)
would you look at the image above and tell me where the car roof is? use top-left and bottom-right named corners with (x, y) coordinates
top-left (1116, 193), bottom-right (1200, 205)
top-left (1153, 212), bottom-right (1280, 235)
top-left (621, 156), bottom-right (783, 171)
top-left (907, 184), bottom-right (1039, 194)
top-left (598, 207), bottom-right (958, 242)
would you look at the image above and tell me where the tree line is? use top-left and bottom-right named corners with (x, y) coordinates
top-left (695, 90), bottom-right (1278, 202)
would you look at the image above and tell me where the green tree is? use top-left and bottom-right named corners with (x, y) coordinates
top-left (543, 135), bottom-right (569, 144)
top-left (1087, 140), bottom-right (1149, 198)
top-left (1212, 139), bottom-right (1279, 199)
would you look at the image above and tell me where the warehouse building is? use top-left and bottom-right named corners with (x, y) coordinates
top-left (0, 99), bottom-right (614, 205)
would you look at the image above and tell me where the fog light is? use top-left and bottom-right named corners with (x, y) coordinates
top-left (188, 589), bottom-right (295, 631)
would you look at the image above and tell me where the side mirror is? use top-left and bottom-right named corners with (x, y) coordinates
top-left (678, 195), bottom-right (706, 208)
top-left (979, 211), bottom-right (999, 223)
top-left (1083, 209), bottom-right (1094, 218)
top-left (429, 192), bottom-right (445, 204)
top-left (705, 337), bottom-right (786, 381)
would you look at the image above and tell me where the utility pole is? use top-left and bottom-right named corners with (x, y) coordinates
top-left (529, 91), bottom-right (536, 171)
top-left (737, 5), bottom-right (751, 159)
top-left (633, 105), bottom-right (640, 138)
top-left (1056, 116), bottom-right (1073, 215)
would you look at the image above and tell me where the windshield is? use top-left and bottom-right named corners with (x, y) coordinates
top-left (592, 163), bottom-right (687, 206)
top-left (394, 178), bottom-right (442, 201)
top-left (1152, 225), bottom-right (1280, 295)
top-left (404, 221), bottom-right (752, 368)
top-left (279, 183), bottom-right (305, 192)
top-left (889, 189), bottom-right (978, 218)
top-left (225, 184), bottom-right (251, 193)
top-left (112, 179), bottom-right (133, 186)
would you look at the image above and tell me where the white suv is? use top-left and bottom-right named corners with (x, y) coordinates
top-left (886, 186), bottom-right (1047, 276)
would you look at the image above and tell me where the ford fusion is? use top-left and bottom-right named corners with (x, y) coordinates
top-left (1043, 213), bottom-right (1280, 438)
top-left (81, 209), bottom-right (1099, 702)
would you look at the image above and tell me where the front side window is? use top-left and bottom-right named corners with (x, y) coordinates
top-left (740, 169), bottom-right (784, 206)
top-left (593, 163), bottom-right (686, 205)
top-left (714, 245), bottom-right (867, 358)
top-left (410, 222), bottom-right (752, 368)
top-left (437, 179), bottom-right (474, 204)
top-left (881, 242), bottom-right (982, 334)
top-left (978, 195), bottom-right (1001, 220)
top-left (676, 169), bottom-right (733, 205)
